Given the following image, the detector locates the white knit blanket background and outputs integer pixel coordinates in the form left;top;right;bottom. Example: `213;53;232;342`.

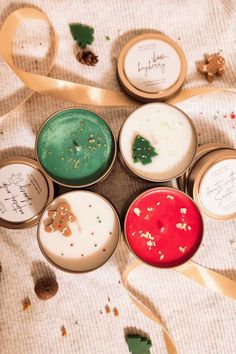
0;1;236;353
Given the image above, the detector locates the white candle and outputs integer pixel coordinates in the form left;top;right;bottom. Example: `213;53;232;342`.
37;191;120;272
119;103;197;181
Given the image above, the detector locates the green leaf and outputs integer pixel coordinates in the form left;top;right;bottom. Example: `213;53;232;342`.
69;23;94;49
126;334;152;354
132;135;158;165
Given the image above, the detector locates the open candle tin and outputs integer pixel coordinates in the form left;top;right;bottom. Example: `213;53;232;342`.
36;108;117;188
124;187;204;268
117;33;187;103
0;156;54;229
37;190;121;273
178;143;236;220
119;102;197;182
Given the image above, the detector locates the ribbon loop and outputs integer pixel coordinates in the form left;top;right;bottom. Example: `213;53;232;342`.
1;7;236;113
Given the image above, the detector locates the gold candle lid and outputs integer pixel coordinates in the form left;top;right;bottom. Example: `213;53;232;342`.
186;148;236;220
0;156;54;229
117;33;187;103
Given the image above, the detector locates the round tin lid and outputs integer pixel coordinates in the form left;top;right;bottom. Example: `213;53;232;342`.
117;33;187;102
0;157;54;229
192;149;236;220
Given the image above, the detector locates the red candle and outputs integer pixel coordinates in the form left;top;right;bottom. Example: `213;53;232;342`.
124;187;203;268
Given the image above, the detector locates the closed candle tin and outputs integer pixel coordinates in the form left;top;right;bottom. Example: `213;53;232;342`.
183;145;236;220
117;33;187;103
36;108;117;188
124;187;203;268
119;103;197;182
0;156;54;229
37;190;121;273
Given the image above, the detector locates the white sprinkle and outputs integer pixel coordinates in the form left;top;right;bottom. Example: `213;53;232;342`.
167;195;174;200
147;207;154;212
131;232;136;236
187;226;192;231
134;208;141;216
160;254;164;261
156;202;160;206
144;215;150;220
180;208;187;214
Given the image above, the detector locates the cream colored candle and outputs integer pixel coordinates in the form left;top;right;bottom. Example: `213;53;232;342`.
37;191;120;272
119;103;197;181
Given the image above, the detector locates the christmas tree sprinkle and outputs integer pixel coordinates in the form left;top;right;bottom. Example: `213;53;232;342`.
132;135;158;165
69;23;94;49
126;334;152;354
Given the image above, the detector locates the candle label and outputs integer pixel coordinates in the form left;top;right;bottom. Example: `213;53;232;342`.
0;163;48;222
132;135;158;165
45;202;76;236
199;159;236;216
124;39;181;93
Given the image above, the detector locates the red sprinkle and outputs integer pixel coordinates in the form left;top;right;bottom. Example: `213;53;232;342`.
230;112;236;119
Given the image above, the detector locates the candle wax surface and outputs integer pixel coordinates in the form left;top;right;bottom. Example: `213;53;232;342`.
38;191;120;272
119;103;196;181
125;188;203;268
37;109;115;186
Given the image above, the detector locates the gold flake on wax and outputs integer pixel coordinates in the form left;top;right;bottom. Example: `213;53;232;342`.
147;207;154;211
133;207;141;216
140;231;156;250
166;195;174;200
176;222;187;231
180;208;187;214
179;246;187;253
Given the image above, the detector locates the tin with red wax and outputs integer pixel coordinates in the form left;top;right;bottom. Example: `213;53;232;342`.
124;187;203;268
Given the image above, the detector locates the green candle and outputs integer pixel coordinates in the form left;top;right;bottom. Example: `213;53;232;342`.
36;108;116;187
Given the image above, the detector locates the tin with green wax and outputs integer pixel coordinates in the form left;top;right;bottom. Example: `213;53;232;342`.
36;108;117;188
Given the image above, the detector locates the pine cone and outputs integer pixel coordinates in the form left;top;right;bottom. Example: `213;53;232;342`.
76;50;99;66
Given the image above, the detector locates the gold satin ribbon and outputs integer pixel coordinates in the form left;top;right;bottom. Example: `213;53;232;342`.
123;260;236;354
176;260;236;300
1;7;236;354
122;260;178;354
1;7;236;112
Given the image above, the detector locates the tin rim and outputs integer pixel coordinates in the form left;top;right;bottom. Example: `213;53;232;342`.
123;186;204;269
118;102;198;183
35;107;117;188
0;156;54;229
192;149;236;220
117;33;187;103
177;143;232;193
37;190;121;273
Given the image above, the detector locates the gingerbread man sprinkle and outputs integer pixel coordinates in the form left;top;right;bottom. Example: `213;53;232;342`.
45;202;76;237
197;54;225;82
